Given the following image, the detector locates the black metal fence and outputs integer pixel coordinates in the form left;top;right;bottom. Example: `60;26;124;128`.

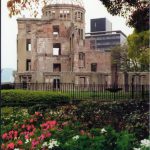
1;83;149;101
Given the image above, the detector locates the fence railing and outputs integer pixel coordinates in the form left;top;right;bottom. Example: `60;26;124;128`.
1;83;149;101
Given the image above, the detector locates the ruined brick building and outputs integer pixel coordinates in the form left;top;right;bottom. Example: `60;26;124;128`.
15;1;148;87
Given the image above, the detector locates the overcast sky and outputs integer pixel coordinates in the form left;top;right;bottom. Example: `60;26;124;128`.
1;0;134;70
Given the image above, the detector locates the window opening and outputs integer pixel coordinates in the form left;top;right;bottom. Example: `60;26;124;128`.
53;78;60;89
79;52;85;60
53;64;61;72
26;24;31;33
53;43;61;55
60;10;63;18
26;59;31;71
80;77;85;85
91;63;97;72
52;11;55;18
26;39;31;51
53;25;59;35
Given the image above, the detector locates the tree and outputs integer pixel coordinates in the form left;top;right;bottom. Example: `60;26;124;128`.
99;0;149;32
111;31;150;72
127;30;150;71
7;0;47;17
111;44;131;73
111;44;131;87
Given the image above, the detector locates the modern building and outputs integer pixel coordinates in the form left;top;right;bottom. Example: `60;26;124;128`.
91;18;112;32
86;18;127;52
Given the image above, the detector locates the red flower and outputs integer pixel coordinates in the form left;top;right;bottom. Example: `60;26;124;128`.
27;125;31;131
35;112;40;116
38;134;45;140
1;143;5;150
14;131;18;138
7;142;15;150
21;124;25;129
25;134;29;139
17;140;23;145
45;132;51;138
2;133;7;140
31;139;40;148
29;132;34;136
80;130;85;135
30;119;34;123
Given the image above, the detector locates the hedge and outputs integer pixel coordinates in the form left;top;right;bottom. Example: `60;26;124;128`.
1;90;71;107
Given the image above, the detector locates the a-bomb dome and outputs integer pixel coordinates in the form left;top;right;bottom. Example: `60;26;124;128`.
46;0;84;7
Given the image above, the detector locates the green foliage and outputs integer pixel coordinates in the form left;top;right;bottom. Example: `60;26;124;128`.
61;126;136;150
99;0;149;32
111;44;131;72
127;30;150;71
61;100;148;140
116;131;136;150
1;90;71;107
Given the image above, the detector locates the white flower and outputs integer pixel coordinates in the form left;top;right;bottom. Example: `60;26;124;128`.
140;139;150;148
42;142;48;147
101;128;107;133
25;138;31;144
133;148;141;150
72;135;80;140
48;139;59;149
14;148;20;150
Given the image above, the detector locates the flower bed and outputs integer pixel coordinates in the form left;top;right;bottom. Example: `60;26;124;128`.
1;111;150;150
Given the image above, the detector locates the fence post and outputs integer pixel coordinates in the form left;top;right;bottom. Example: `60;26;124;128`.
142;85;144;100
73;83;75;100
131;84;134;100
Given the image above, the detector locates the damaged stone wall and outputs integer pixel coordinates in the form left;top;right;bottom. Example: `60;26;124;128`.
15;4;148;86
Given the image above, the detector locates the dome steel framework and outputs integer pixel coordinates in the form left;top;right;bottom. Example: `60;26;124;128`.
46;0;84;6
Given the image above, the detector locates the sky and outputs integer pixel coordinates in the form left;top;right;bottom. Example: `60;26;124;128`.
1;0;134;70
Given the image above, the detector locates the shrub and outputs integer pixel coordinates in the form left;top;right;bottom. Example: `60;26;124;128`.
1;90;71;107
1;111;138;150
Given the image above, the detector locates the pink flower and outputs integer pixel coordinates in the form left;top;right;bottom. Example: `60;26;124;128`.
38;134;45;140
8;134;13;140
7;142;15;149
27;125;31;131
30;119;34;123
80;130;85;135
45;132;51;138
21;124;25;129
14;131;18;138
25;134;29;139
2;133;7;140
31;124;35;129
1;143;5;150
29;132;34;136
35;112;40;116
32;139;40;148
17;140;23;145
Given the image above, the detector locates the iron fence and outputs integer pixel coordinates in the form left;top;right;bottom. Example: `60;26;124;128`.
1;83;149;101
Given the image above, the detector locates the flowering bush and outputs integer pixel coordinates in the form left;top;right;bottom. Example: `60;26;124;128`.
1;110;140;150
133;139;150;150
1;111;59;150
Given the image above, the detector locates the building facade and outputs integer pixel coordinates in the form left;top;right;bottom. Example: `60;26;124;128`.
15;2;148;87
91;18;112;32
86;30;127;52
15;3;112;86
86;18;126;52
